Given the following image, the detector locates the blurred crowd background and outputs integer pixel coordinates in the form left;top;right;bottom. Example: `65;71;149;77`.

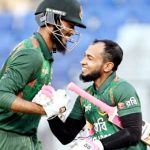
0;0;150;149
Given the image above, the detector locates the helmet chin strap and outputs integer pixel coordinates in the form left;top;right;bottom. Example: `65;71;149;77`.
44;12;81;52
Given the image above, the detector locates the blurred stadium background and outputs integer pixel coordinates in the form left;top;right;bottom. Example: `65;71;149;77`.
0;0;150;149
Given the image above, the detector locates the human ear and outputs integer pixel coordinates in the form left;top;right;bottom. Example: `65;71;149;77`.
103;62;114;72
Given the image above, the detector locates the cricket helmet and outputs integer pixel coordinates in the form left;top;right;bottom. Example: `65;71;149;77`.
35;0;86;28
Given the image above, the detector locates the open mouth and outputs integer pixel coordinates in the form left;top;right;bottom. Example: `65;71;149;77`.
82;67;88;72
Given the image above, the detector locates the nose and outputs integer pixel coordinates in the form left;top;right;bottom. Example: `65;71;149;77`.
69;29;76;36
80;58;85;65
65;29;76;39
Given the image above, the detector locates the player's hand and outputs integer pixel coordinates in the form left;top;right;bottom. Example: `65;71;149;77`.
72;138;104;150
32;85;54;106
44;88;70;119
32;85;70;118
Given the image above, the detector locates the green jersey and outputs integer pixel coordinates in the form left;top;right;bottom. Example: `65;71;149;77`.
69;72;146;150
0;32;53;136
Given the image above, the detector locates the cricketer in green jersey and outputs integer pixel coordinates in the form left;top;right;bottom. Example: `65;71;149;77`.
47;39;147;150
0;0;86;149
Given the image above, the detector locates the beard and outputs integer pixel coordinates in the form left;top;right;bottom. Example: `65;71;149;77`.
79;70;101;82
51;27;67;54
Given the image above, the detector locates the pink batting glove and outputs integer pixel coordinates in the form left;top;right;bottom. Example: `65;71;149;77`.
32;84;70;118
32;84;55;106
41;85;55;98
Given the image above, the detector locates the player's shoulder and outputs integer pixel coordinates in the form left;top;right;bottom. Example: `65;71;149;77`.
13;41;43;61
112;76;136;93
8;44;43;70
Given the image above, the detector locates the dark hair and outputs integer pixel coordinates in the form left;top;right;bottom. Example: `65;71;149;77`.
93;39;123;71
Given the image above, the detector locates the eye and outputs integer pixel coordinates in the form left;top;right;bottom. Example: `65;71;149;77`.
87;56;93;61
69;23;75;30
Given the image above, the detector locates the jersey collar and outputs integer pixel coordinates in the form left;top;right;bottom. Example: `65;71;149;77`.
34;32;53;61
93;72;116;94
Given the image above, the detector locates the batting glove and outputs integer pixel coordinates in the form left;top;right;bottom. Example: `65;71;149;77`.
32;85;54;106
32;85;70;119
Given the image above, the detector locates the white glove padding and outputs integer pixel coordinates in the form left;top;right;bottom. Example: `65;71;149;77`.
72;138;104;150
32;85;54;106
32;85;70;118
44;89;70;118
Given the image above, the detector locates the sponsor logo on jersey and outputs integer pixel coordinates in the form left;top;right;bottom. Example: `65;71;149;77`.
125;97;138;107
94;118;107;132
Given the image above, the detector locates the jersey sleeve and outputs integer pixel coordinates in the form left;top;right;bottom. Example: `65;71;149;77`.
113;81;141;117
68;96;85;120
0;49;43;109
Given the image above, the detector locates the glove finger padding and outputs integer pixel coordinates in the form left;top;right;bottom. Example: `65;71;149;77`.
32;85;70;119
53;89;70;108
46;89;70;119
32;91;52;106
41;85;55;97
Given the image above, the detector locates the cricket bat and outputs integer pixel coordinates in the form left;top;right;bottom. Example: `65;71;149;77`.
67;82;150;146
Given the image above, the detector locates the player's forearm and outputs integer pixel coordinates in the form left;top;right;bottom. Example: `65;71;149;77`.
101;113;142;149
101;128;137;149
11;96;46;115
48;116;86;144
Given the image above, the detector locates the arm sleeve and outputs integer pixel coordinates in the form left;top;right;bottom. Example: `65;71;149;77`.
48;116;86;145
100;81;143;149
48;97;86;144
0;49;42;109
101;113;142;149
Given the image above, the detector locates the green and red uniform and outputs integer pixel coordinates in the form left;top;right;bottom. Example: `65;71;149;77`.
48;72;146;149
0;32;53;150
